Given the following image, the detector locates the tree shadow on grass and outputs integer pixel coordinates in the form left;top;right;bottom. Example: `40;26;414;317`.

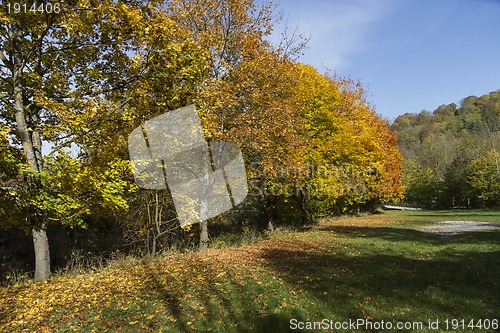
257;227;500;326
317;225;500;245
319;225;435;241
134;258;307;333
130;226;500;332
86;225;499;332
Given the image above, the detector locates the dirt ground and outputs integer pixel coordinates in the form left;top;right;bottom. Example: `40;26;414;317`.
422;221;500;235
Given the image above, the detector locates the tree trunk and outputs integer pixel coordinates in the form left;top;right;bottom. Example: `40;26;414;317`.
32;221;51;281
299;187;308;225
199;220;209;251
264;195;276;231
11;22;51;281
267;220;274;232
152;237;157;257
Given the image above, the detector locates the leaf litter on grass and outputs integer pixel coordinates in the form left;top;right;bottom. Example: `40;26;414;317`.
1;212;498;332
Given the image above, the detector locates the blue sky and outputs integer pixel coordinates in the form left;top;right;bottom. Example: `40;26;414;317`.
273;0;500;121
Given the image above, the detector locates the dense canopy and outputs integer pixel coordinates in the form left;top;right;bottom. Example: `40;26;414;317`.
0;0;403;281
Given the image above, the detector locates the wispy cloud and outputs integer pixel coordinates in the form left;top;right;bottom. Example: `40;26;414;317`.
276;0;397;71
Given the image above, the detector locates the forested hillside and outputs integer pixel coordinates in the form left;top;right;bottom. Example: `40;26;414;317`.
0;0;402;281
391;90;500;208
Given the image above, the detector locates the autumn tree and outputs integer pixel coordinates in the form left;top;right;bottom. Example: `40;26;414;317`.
200;57;403;226
0;0;207;279
212;52;310;230
467;151;500;207
1;0;69;280
291;65;403;214
166;0;285;242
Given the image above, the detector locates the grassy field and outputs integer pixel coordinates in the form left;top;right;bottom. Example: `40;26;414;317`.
1;210;499;332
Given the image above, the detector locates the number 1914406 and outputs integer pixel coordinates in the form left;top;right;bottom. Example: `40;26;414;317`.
6;2;61;14
444;319;498;330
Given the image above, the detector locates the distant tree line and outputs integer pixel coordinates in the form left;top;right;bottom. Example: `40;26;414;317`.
391;90;500;209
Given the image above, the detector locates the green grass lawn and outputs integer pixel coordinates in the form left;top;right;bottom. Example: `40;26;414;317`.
1;210;499;332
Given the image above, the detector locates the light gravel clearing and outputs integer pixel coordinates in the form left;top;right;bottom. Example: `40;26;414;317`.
422;221;500;235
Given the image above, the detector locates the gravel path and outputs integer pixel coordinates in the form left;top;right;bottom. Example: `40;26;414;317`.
422;221;500;235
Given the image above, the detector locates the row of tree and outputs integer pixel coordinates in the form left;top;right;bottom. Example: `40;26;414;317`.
0;0;403;281
391;90;500;208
